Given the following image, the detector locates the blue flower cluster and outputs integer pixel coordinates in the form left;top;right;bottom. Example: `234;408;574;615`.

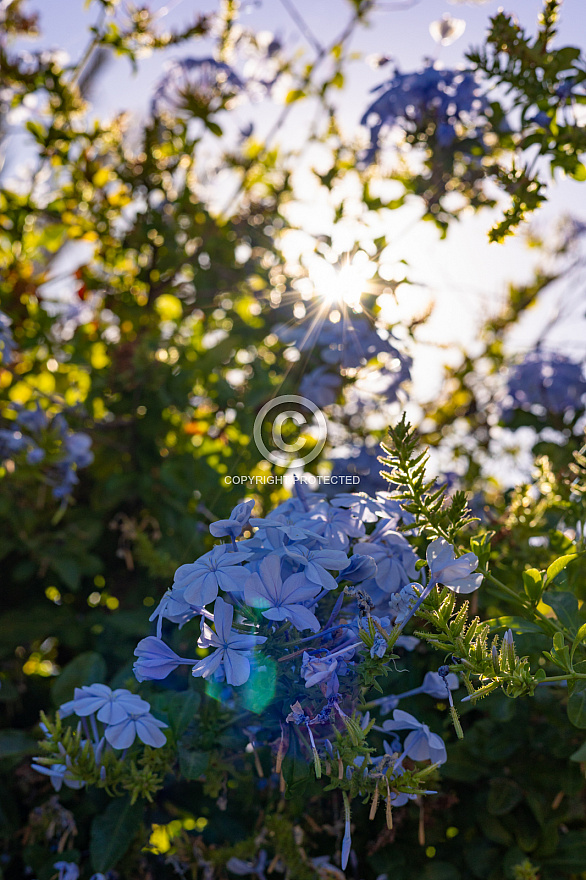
151;58;243;119
360;63;489;163
32;685;167;791
132;483;482;867
278;313;412;430
501;351;586;418
0;402;93;499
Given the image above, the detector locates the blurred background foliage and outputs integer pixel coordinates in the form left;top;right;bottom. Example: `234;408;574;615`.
1;0;586;878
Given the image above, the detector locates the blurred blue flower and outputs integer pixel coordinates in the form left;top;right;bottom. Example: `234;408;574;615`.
353;531;418;593
361;63;488;163
226;850;268;879
383;709;447;765
299;366;342;408
502;351;586;417
244;555;321;632
193;596;267;686
54;860;80;880
152;57;243;119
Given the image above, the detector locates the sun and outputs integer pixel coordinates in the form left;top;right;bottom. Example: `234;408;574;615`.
306;251;377;311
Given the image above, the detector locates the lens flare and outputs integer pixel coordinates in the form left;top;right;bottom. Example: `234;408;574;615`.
306;251;376;310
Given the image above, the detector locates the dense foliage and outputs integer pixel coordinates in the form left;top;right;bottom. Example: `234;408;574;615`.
1;1;586;879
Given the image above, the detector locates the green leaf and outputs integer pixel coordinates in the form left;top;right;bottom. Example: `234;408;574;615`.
282;730;310;798
178;746;208;780
0;730;38;760
522;568;543;603
164;691;201;740
52;651;107;706
571;623;586;664
570;740;586;762
545;554;577;585
485;616;544;635
487;777;523;816
541;592;582;634
567;680;586;729
49;556;82;591
90;795;143;872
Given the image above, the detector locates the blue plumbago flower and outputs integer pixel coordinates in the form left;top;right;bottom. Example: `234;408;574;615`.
175;544;253;606
63;432;93;468
330;492;380;523
389;583;421;625
361;63;488;163
15;401;48;434
297;501;365;551
336;553;377;585
330;445;389;496
0;428;28;457
353;531;418;594
226;850;268;879
26;444;45;464
281;544;349;590
133;636;198;682
244;555;321;632
421;670;459;699
53;861;80;880
383;709;447;765
151;58;243;119
277;314;399;370
370;670;460;713
59;684;150;725
299;366;342;408
104;700;167;749
149;588;206;637
502;351;586;417
30;762;86;792
370;635;387;659
104;708;168;750
249;512;327;549
300;652;343;696
210;499;255;540
426;538;483;593
193;596;267;686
